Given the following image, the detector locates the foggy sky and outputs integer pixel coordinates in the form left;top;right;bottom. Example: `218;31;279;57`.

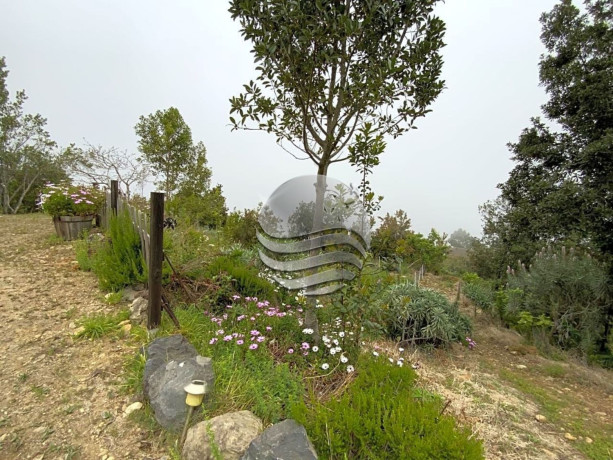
0;0;560;236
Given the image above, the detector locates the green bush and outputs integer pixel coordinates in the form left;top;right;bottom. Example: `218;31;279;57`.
293;353;483;459
507;248;611;357
377;282;471;346
462;282;494;313
223;208;259;246
205;255;281;306
75;211;147;291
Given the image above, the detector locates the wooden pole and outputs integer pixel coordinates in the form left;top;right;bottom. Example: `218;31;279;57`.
110;180;119;216
148;192;164;329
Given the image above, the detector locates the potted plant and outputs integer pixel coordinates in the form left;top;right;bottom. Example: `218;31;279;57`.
39;183;104;240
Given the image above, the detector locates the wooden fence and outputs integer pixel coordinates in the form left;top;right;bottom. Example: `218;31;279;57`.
102;180;165;330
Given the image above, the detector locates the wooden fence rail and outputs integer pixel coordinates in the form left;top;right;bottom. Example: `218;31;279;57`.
102;181;164;329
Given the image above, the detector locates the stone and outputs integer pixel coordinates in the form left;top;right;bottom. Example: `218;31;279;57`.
143;334;197;395
535;414;547;423
564;433;577;441
124;402;143;416
147;355;214;430
129;297;148;324
73;326;85;337
121;324;132;336
183;411;262;460
241;419;318;460
516;364;527;369
585;437;593;444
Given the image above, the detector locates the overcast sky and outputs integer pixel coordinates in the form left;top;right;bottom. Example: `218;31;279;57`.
0;0;560;236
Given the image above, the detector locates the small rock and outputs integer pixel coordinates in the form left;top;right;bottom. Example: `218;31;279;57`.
68;322;76;329
595;411;606;416
564;433;577;441
183;411;262;460
124;402;143;416
33;426;46;434
585;437;593;444
121;324;132;336
535;414;547;423
73;326;85;337
118;320;130;326
129;297;148;325
241;419;318;460
516;364;527;369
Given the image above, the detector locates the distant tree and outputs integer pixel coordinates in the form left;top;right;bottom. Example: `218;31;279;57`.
370;210;412;259
169;142;227;228
135;107;193;198
482;0;612;349
448;228;475;249
0;57;66;214
65;142;150;199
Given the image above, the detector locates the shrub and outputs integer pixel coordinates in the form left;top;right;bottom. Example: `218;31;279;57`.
223;208;259;246
507;247;611;357
76;211;147;291
205;255;282;306
293;353;483;459
462;282;494;313
377;282;471;346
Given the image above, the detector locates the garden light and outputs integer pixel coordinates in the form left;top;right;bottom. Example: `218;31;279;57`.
184;379;207;406
180;379;208;449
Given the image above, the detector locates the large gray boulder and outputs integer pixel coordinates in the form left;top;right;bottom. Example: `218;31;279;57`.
183;410;263;460
143;334;198;396
241;419;318;460
146;356;214;431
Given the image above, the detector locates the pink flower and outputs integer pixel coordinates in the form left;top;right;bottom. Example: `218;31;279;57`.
236;340;244;345
266;326;272;331
232;294;241;300
249;344;258;350
288;348;294;354
256;336;265;343
301;342;310;350
209;338;218;345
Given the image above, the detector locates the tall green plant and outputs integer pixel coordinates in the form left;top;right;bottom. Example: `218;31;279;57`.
90;211;147;291
508;247;611;356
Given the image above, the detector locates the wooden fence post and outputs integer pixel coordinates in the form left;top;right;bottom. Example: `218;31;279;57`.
110;180;119;216
148;192;164;329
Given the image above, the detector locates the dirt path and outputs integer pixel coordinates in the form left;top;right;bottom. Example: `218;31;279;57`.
0;214;166;460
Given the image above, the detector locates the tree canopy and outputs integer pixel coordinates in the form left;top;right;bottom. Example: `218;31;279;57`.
481;0;612;271
229;0;446;176
0;57;66;214
135;107;194;198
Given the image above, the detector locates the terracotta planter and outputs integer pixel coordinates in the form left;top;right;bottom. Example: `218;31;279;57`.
53;215;95;241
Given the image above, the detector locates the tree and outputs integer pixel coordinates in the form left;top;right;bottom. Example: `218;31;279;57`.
0;57;65;214
448;228;475;249
169;142;228;228
230;0;445;340
135;107;193;198
229;0;445;176
482;0;612;349
65;143;150;199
